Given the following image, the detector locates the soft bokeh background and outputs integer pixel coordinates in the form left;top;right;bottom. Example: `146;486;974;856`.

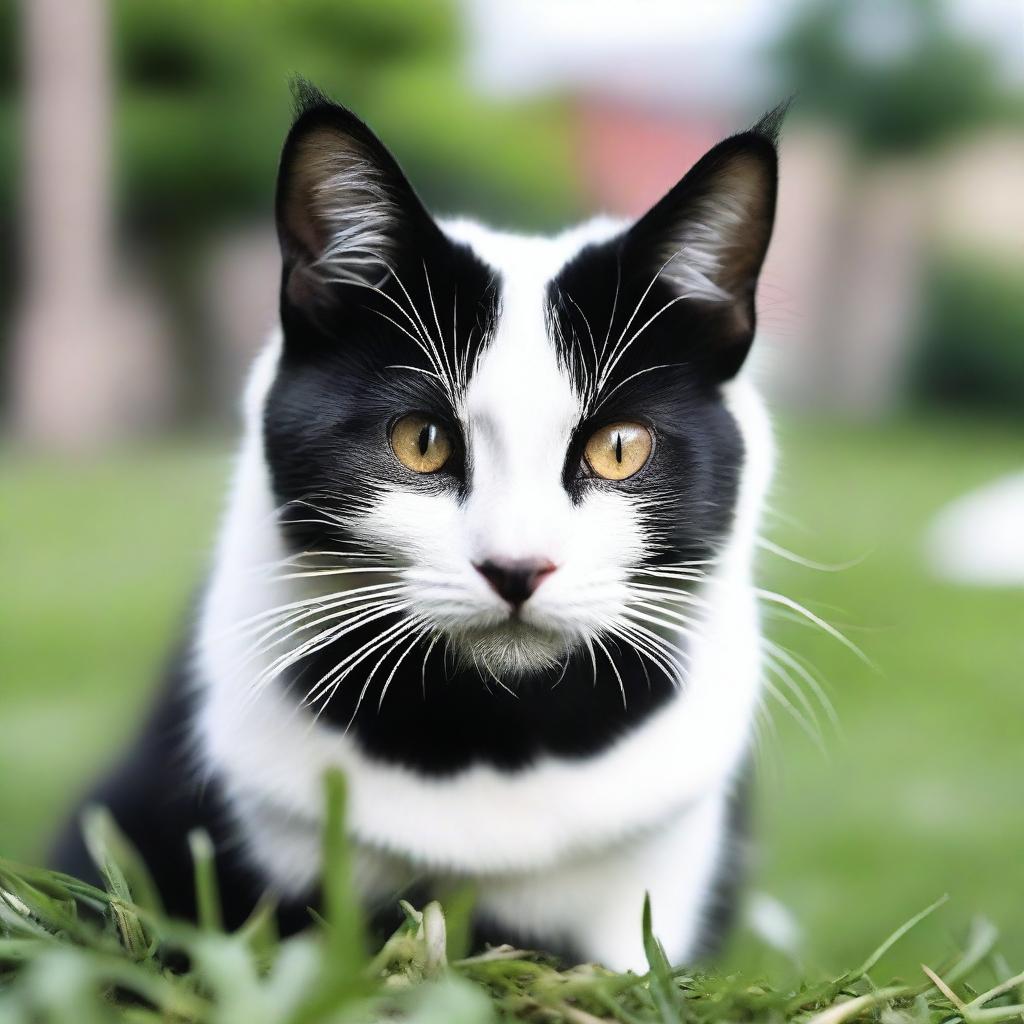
2;0;1022;980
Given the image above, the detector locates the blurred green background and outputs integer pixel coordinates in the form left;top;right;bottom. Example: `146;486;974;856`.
2;0;1022;981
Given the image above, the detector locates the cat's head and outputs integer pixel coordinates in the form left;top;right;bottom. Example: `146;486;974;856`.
264;83;782;678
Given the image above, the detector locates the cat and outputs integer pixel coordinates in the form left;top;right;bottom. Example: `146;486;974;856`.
52;83;784;972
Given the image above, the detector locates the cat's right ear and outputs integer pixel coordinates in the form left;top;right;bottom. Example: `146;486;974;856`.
275;82;440;315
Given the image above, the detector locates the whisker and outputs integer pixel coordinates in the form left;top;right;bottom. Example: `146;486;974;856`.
761;674;827;755
420;630;444;698
228;581;407;636
762;638;841;732
307;612;417;712
335;617;425;727
757;536;867;572
754;588;871;666
623;604;701;640
628;581;710;608
377;623;433;711
591;634;627;708
762;649;825;740
581;635;599;689
600;256;621;363
598;292;689;393
602;247;685;376
549;653;571;689
422;260;458;400
478;657;517;699
255;601;408;698
608;620;685;688
592;362;678;413
618;617;693;675
276;566;402;581
244;587;409;657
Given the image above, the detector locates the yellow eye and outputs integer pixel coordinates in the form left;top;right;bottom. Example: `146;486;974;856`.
390;414;453;474
584;422;653;480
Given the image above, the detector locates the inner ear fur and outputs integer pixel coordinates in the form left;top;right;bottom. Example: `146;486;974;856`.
280;126;395;268
275;88;440;306
622;105;785;379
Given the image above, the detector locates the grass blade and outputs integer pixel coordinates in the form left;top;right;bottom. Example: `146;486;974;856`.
189;829;223;933
844;894;949;983
288;769;370;1024
642;892;684;1022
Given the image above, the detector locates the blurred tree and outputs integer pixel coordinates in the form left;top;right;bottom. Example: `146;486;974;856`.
773;0;1009;156
912;257;1024;416
0;0;18;410
2;0;582;434
113;0;578;424
113;0;577;231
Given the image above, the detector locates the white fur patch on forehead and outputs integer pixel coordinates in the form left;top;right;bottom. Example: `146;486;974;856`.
440;214;626;418
436;218;636;569
443;218;619;427
441;215;625;283
461;238;579;515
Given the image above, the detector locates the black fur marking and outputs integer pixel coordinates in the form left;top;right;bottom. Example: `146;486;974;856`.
548;243;747;557
265;243;498;527
287;631;680;774
691;764;753;960
270;89;500;523
550;111;781;394
282;222;751;772
52;645;750;957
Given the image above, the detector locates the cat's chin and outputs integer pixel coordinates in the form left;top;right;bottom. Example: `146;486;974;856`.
448;619;573;677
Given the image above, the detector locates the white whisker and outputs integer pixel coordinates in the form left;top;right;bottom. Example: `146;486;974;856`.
591;634;627;708
378;623;433;711
754;588;871;666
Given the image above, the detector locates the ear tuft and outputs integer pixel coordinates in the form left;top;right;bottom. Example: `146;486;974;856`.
289;75;332;120
748;97;794;147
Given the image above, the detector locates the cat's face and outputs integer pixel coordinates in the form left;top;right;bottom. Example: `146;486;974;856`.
265;86;780;679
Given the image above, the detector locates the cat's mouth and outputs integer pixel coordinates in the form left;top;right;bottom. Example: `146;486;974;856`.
449;618;570;674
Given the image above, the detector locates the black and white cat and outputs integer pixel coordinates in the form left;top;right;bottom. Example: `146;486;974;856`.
54;86;784;971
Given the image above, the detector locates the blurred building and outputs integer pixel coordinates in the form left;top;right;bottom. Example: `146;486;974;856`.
6;0;1023;449
462;0;1024;415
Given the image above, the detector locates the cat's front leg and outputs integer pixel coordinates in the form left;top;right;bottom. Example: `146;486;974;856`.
473;786;738;972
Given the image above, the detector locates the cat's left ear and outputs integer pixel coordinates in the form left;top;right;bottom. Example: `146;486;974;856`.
622;103;787;380
275;80;443;316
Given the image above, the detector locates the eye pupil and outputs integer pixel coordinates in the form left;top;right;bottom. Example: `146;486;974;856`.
391;414;453;474
583;421;652;481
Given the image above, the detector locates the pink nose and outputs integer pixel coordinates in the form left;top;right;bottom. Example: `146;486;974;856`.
474;558;557;608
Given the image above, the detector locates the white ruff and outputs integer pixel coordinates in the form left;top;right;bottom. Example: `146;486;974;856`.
194;218;775;971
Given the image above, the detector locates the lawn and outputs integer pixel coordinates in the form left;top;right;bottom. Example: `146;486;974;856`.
2;415;1022;983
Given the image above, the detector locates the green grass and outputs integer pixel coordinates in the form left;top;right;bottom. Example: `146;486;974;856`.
0;445;227;863
3;772;1024;1023
2;415;1023;1000
748;417;1024;976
